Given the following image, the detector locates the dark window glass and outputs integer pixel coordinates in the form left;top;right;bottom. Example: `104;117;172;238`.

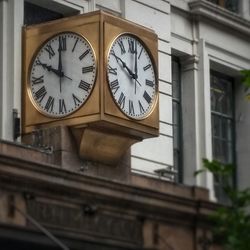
24;2;64;25
155;59;182;182
225;0;239;12
210;70;235;204
172;58;182;183
206;0;239;13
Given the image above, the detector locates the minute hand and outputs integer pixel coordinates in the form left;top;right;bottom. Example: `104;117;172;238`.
134;41;138;79
111;53;135;79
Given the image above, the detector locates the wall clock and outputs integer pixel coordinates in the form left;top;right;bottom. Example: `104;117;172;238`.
29;32;96;118
107;34;157;120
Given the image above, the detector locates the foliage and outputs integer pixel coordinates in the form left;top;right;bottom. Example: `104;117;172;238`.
195;159;250;250
241;70;250;100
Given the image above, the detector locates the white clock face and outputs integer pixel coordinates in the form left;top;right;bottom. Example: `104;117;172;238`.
107;34;157;120
29;32;96;118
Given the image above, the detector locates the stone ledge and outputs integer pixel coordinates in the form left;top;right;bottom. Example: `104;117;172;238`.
0;138;215;222
189;0;250;36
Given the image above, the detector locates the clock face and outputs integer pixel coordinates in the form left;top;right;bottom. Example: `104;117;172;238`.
107;34;157;120
29;32;96;118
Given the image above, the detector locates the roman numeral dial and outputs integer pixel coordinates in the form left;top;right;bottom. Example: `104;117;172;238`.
107;34;157;120
29;32;96;118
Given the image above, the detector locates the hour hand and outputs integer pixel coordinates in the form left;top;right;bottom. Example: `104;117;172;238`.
36;60;63;77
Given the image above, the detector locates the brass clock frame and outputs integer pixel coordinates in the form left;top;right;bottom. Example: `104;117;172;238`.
27;31;97;118
22;11;159;165
106;32;158;121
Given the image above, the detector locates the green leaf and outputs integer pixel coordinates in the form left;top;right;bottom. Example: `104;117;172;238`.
195;158;250;250
194;169;205;176
241;69;250;88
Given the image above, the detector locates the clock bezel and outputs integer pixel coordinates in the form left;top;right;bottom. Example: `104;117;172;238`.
28;31;97;119
106;32;158;121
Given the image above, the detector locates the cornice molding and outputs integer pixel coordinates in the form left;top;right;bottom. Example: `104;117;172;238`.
189;0;250;37
0;139;217;223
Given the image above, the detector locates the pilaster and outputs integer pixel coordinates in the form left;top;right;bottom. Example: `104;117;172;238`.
0;0;23;141
180;55;199;186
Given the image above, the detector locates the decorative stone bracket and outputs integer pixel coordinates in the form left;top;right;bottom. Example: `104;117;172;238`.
71;127;139;166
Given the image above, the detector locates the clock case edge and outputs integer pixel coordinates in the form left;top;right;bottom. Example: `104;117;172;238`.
22;10;159;140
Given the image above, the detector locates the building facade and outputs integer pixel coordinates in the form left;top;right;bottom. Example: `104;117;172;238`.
0;0;249;249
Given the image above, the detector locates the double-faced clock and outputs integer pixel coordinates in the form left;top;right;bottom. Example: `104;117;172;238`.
29;32;96;118
107;34;157;120
22;11;159;165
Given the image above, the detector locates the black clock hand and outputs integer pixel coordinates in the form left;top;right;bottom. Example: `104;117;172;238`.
37;59;72;81
134;41;138;94
134;78;141;96
62;74;72;81
134;78;142;94
58;37;63;93
111;52;136;79
134;41;138;79
37;60;63;77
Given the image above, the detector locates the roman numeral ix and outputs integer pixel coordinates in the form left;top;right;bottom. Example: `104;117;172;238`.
32;75;44;85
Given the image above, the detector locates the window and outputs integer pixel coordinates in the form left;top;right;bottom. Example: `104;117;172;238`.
172;58;182;183
206;0;239;13
24;2;64;25
210;70;235;203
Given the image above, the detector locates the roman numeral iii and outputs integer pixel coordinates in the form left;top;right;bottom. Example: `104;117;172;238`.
82;65;94;74
79;80;91;92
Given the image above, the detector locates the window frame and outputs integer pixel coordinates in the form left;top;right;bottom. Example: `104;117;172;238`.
172;56;183;183
210;69;237;202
